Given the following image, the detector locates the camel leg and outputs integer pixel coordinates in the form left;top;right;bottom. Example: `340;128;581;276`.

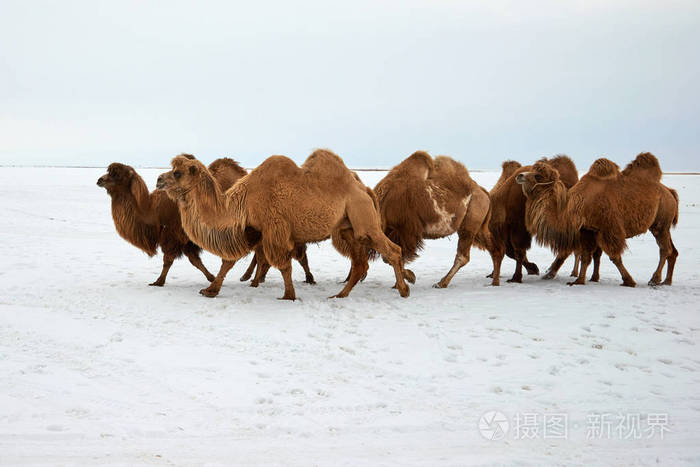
648;229;675;286
185;250;216;282
150;253;175;287
543;252;570;280
662;238;678;285
278;262;296;300
367;232;409;297
589;248;602;282
435;232;474;288
570;255;580;277
331;230;369;298
507;254;524;283
200;260;236;297
609;255;636;287
490;246;504;286
294;245;316;285
239;254;258;282
568;230;596;286
251;261;271;288
523;255;539;276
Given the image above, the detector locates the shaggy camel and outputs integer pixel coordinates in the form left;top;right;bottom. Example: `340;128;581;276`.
97;161;238;286
488;155;583;285
156;150;409;300
373;151;493;288
516;152;678;287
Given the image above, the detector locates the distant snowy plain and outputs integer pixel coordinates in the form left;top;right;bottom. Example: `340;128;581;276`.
0;167;699;466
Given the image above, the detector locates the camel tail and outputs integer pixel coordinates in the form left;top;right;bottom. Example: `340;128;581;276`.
670;188;679;227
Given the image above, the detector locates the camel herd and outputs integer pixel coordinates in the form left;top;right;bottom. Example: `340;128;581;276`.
97;150;679;300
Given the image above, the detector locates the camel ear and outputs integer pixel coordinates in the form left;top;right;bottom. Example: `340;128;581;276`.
189;165;198;176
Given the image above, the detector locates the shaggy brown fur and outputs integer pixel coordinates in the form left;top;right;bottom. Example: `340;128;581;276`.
488;155;582;285
97;162;220;286
517;152;678;287
373;151;493;288
157;150;409;300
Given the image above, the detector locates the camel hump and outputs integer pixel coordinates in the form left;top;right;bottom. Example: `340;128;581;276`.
434;155;469;177
501;160;522;173
588;158;620;179
390;151;434;180
542;155;578;187
622;152;662;181
208;158;247;177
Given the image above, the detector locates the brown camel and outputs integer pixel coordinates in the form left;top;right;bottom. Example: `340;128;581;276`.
97;160;239;286
372;151;493;288
488;155;583;285
516;152;678;287
156;150;409;300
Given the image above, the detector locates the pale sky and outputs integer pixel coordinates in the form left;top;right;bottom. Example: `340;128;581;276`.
1;0;699;170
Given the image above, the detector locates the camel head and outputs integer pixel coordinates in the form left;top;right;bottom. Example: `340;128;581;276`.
97;163;138;194
515;161;560;197
156;154;209;200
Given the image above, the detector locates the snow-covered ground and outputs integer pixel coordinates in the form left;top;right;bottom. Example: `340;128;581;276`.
0;166;698;466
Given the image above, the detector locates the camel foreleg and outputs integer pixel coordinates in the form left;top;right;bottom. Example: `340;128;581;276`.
200;260;236;297
185;250;216;282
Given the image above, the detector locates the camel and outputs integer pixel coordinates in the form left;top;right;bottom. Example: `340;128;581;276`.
97;160;239;286
372;151;493;288
487;155;584;285
156;150;409;300
516;152;678;287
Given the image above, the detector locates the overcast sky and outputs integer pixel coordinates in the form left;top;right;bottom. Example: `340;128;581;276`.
1;0;699;170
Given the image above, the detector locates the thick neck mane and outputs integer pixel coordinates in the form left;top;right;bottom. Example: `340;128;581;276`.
177;169;251;261
108;174;159;256
525;180;579;252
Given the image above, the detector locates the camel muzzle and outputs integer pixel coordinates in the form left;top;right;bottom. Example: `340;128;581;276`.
515;173;527;184
156;175;167;189
96;176;106;187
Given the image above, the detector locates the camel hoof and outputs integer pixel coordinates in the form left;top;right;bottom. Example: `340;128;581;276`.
491;280;500;286
199;287;219;297
567;280;585;286
486;272;493;278
305;275;317;285
396;285;410;298
661;280;672;286
621;281;636;288
329;293;348;299
249;281;260;288
525;265;539;275
149;281;165;287
542;271;556;280
239;275;251;282
404;269;416;284
506;278;522;284
590;275;600;282
433;282;447;289
278;295;296;301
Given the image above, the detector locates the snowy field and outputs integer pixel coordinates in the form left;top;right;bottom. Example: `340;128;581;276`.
0;166;699;466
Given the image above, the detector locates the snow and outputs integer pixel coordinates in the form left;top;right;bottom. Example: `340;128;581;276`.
1;166;699;466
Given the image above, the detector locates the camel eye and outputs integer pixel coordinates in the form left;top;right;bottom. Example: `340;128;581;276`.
173;170;182;180
535;174;543;182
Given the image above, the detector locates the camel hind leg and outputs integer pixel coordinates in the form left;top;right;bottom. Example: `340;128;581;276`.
345;197;409;297
570;255;580;277
662;238;678;285
568;230;597;286
649;228;676;286
239;255;258;282
294;244;316;285
542;251;570;280
435;231;474;288
150;253;175;287
331;229;370;298
184;249;216;282
589;248;602;282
